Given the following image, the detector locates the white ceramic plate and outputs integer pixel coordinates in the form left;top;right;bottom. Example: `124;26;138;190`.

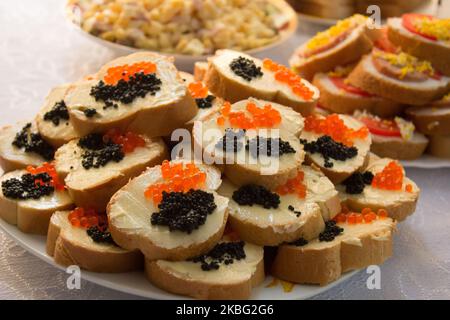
401;156;450;169
0;218;357;300
66;0;298;72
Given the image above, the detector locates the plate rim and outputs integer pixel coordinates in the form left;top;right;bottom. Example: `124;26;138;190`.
0;217;358;300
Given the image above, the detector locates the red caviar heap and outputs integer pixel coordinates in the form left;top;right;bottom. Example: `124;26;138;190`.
275;171;306;199
144;160;207;204
371;161;404;191
26;162;65;191
68;207;108;230
188;81;208;99
104;61;157;85
216;101;282;129
262;58;314;100
333;206;388;224
304;114;368;146
104;129;146;153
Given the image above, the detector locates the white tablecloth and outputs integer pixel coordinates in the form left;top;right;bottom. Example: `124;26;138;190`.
0;0;449;300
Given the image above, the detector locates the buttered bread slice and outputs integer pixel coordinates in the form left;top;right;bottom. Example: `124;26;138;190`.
193;98;305;189
271;208;396;285
0;122;55;172
54;130;167;211
337;157;419;221
47;209;143;272
65;52;197;137
217;166;341;246
36;84;82;147
204;50;319;116
0;164;73;234
300;114;371;184
107;160;229;261
145;237;264;299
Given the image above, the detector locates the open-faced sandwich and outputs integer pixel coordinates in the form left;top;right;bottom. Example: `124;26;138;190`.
271;205;396;285
47;207;143;272
145;234;264;300
387;14;450;76
299;114;371;183
204;50;319;116
347;48;450;105
0;122;55;172
406;93;450;158
337;156;419;221
65;52;197;138
36;84;82;147
0;163;73;234
193;98;304;189
54;129;167;211
217;165;340;246
290;14;375;81
107;160;229;261
354;111;428;160
313;64;402;117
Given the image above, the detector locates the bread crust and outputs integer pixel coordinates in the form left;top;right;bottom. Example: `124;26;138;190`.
145;254;265;300
290;28;373;81
387;21;450;76
405;105;450;136
347;55;449;105
427;134;450;159
370;135;428;160
313;73;403;117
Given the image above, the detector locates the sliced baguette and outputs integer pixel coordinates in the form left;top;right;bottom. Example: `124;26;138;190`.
271;215;396;285
387;17;450;76
193;98;305;189
54;134;167;211
35;84;81;147
66;52;197;138
216;165;341;246
47;210;143;272
313;72;402;117
370;132;428;160
145;238;264;299
300;114;372;184
194;61;208;82
107;160;229;261
290;16;373;81
405;98;450;136
347;52;450;105
0;122;54;173
0;170;73;234
204;50;319;116
427;134;450;159
338;157;419;222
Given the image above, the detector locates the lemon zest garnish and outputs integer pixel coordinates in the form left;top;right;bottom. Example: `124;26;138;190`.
306;14;367;51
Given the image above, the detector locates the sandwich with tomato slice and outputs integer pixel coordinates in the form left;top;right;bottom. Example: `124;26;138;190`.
387;14;450;77
313;64;402;117
354;110;428;160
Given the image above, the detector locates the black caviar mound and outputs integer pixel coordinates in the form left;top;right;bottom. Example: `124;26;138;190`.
151;189;217;234
78;133;124;169
90;72;162;110
83;108;98;118
246;136;296;158
43;100;69;126
289;237;308;246
342;171;374;194
300;135;358;168
215;128;246;153
229;56;263;81
232;184;280;209
319;220;344;242
190;241;246;271
87;225;115;244
12;123;54;160
1;172;54;200
195;95;215;109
